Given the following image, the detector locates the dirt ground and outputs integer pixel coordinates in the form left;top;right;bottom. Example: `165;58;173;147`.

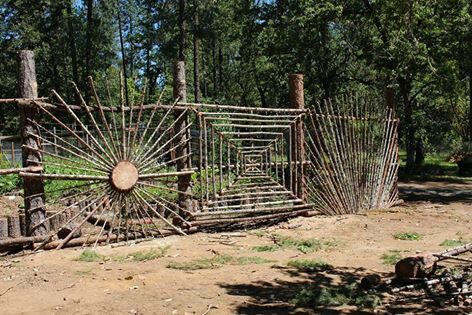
0;180;471;315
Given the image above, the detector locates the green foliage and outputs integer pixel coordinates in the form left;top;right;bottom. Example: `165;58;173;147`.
398;151;472;181
253;234;338;254
167;254;273;271
0;156;21;194
287;259;332;272
393;232;422;241
0;0;470;167
380;250;403;265
292;281;381;310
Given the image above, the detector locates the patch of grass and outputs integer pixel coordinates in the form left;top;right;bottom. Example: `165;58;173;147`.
440;238;468;247
287;259;332;272
393;232;422;241
76;250;106;262
77;247;169;263
127;247;169;261
252;244;280;252
233;256;273;265
112;246;170;262
292;281;381;310
250;230;267;238
253;234;338;253
167;254;273;271
380;250;403;265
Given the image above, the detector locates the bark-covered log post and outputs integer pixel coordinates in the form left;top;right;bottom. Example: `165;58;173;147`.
18;50;48;236
289;73;306;201
173;61;194;214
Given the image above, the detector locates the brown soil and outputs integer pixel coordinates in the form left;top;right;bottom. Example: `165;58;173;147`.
0;181;471;315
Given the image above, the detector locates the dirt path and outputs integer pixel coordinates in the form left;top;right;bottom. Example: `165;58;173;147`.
0;181;471;314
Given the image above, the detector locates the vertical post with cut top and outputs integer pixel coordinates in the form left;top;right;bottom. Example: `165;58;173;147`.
18;50;47;236
173;61;194;214
289;73;306;201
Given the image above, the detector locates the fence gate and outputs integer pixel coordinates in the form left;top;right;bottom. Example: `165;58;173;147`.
0;53;399;251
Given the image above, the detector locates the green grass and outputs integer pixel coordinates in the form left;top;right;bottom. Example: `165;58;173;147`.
393;232;422;241
167;254;273;271
287;259;332;272
252;234;339;254
76;250;106;262
380;250;403;265
398;151;472;182
113;247;170;262
292;281;381;310
440;239;468;247
76;247;169;263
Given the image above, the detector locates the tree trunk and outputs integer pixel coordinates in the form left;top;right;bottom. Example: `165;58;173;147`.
84;0;93;78
117;9;129;107
415;139;425;165
469;74;472;141
18;51;47;237
66;1;79;104
218;46;223;93
212;40;217;97
202;48;207;98
84;0;93;102
178;0;187;61
400;78;415;170
193;0;200;103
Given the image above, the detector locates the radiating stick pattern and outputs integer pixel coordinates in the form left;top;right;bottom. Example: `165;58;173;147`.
20;77;192;249
304;95;399;215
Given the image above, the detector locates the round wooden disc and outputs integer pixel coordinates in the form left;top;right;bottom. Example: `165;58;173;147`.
110;161;139;192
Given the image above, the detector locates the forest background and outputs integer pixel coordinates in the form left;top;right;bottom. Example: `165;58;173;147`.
0;0;470;170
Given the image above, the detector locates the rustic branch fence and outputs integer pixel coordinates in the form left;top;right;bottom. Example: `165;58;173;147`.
0;50;400;252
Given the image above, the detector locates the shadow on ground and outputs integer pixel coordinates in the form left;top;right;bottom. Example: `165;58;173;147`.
399;184;472;204
219;266;468;314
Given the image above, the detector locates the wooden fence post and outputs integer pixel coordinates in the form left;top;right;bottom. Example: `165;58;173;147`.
18;50;47;236
173;61;194;214
289;73;306;201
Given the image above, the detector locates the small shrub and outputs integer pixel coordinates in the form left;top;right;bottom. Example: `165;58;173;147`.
380;251;403;265
287;259;332;272
76;250;105;262
292;281;381;310
394;232;422;241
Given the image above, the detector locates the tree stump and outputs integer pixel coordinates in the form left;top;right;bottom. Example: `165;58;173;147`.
0;217;8;239
7;216;21;238
395;253;438;280
19;213;26;236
